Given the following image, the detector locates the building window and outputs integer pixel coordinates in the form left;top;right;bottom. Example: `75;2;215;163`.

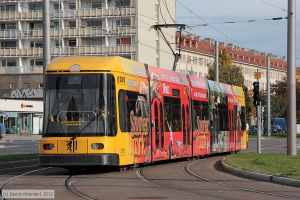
116;37;131;45
0;5;16;12
28;3;42;11
30;41;43;48
29;22;43;30
83;38;103;46
30;59;43;67
69;39;76;47
116;19;131;27
1;41;17;48
116;0;130;7
2;60;17;67
0;23;16;30
68;21;76;28
53;22;61;30
199;58;204;66
86;20;102;27
193;57;197;65
91;2;102;8
53;3;61;10
204;59;208;66
68;3;76;10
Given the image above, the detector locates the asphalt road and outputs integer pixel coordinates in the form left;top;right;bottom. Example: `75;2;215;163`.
246;136;300;153
0;139;39;155
0;136;300;200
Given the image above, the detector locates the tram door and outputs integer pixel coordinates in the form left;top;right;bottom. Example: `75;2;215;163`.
151;99;164;161
233;105;238;151
182;98;191;157
229;108;234;151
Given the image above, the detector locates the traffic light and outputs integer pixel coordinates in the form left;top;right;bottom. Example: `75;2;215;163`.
253;81;260;106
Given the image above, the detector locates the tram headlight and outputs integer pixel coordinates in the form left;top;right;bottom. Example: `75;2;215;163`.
91;143;104;150
43;143;55;150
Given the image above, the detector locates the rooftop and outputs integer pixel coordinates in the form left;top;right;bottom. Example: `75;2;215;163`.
176;33;287;71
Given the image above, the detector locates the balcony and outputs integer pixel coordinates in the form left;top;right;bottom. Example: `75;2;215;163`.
0;45;136;57
0;27;136;39
52;26;136;38
0;48;43;57
51;45;136;56
0;7;135;21
77;7;135;18
0;66;43;74
0;0;43;2
0;29;21;39
0;11;43;21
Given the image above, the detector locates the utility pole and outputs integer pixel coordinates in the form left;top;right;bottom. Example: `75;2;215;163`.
43;0;50;70
287;0;297;156
257;102;262;154
267;56;271;137
214;41;219;82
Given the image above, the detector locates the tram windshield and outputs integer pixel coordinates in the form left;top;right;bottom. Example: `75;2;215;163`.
44;74;116;137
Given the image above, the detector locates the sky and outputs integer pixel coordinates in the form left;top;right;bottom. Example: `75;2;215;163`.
176;0;300;66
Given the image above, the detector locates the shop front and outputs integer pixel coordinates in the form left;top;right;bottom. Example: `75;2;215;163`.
0;99;43;135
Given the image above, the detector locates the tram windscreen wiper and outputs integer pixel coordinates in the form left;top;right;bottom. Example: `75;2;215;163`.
67;111;96;140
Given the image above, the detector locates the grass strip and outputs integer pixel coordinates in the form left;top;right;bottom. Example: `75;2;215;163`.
225;153;300;180
0;153;39;162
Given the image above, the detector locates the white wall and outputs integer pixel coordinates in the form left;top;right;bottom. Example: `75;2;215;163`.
136;0;175;69
0;99;43;112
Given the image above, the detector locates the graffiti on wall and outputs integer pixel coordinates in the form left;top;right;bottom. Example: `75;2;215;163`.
10;89;43;99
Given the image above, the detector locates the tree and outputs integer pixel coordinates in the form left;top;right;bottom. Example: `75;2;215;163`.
207;49;244;86
207;49;251;121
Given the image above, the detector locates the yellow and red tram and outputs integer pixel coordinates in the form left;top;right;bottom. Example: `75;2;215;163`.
40;56;247;167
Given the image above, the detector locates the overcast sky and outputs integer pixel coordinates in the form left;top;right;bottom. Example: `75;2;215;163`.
176;0;300;66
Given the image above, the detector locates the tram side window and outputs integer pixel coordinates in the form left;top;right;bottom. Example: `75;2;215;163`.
218;103;229;131
192;100;209;132
164;97;181;132
119;90;148;132
241;106;246;131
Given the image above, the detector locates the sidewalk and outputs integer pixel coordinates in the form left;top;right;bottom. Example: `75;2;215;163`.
0;134;42;142
222;157;300;187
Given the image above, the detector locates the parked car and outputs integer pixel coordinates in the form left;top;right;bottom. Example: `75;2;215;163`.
271;124;284;134
271;118;287;132
248;126;257;135
263;124;285;134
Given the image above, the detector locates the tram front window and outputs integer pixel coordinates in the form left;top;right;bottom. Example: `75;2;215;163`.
44;74;116;137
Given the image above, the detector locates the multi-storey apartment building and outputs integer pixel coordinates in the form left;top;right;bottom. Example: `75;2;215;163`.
176;34;287;90
0;0;176;134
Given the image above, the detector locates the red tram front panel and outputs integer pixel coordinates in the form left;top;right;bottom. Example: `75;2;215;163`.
148;67;191;161
189;76;210;156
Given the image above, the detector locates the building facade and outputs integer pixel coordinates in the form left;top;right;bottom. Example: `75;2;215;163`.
0;0;176;134
177;34;287;90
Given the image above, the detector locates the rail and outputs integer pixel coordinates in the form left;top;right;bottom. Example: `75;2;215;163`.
0;45;136;57
0;26;135;39
0;7;135;21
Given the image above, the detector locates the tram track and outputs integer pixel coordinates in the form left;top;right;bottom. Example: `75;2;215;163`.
185;158;300;200
0;167;52;200
65;175;98;200
136;163;225;200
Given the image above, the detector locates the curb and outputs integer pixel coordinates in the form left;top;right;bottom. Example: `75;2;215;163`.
221;157;300;187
